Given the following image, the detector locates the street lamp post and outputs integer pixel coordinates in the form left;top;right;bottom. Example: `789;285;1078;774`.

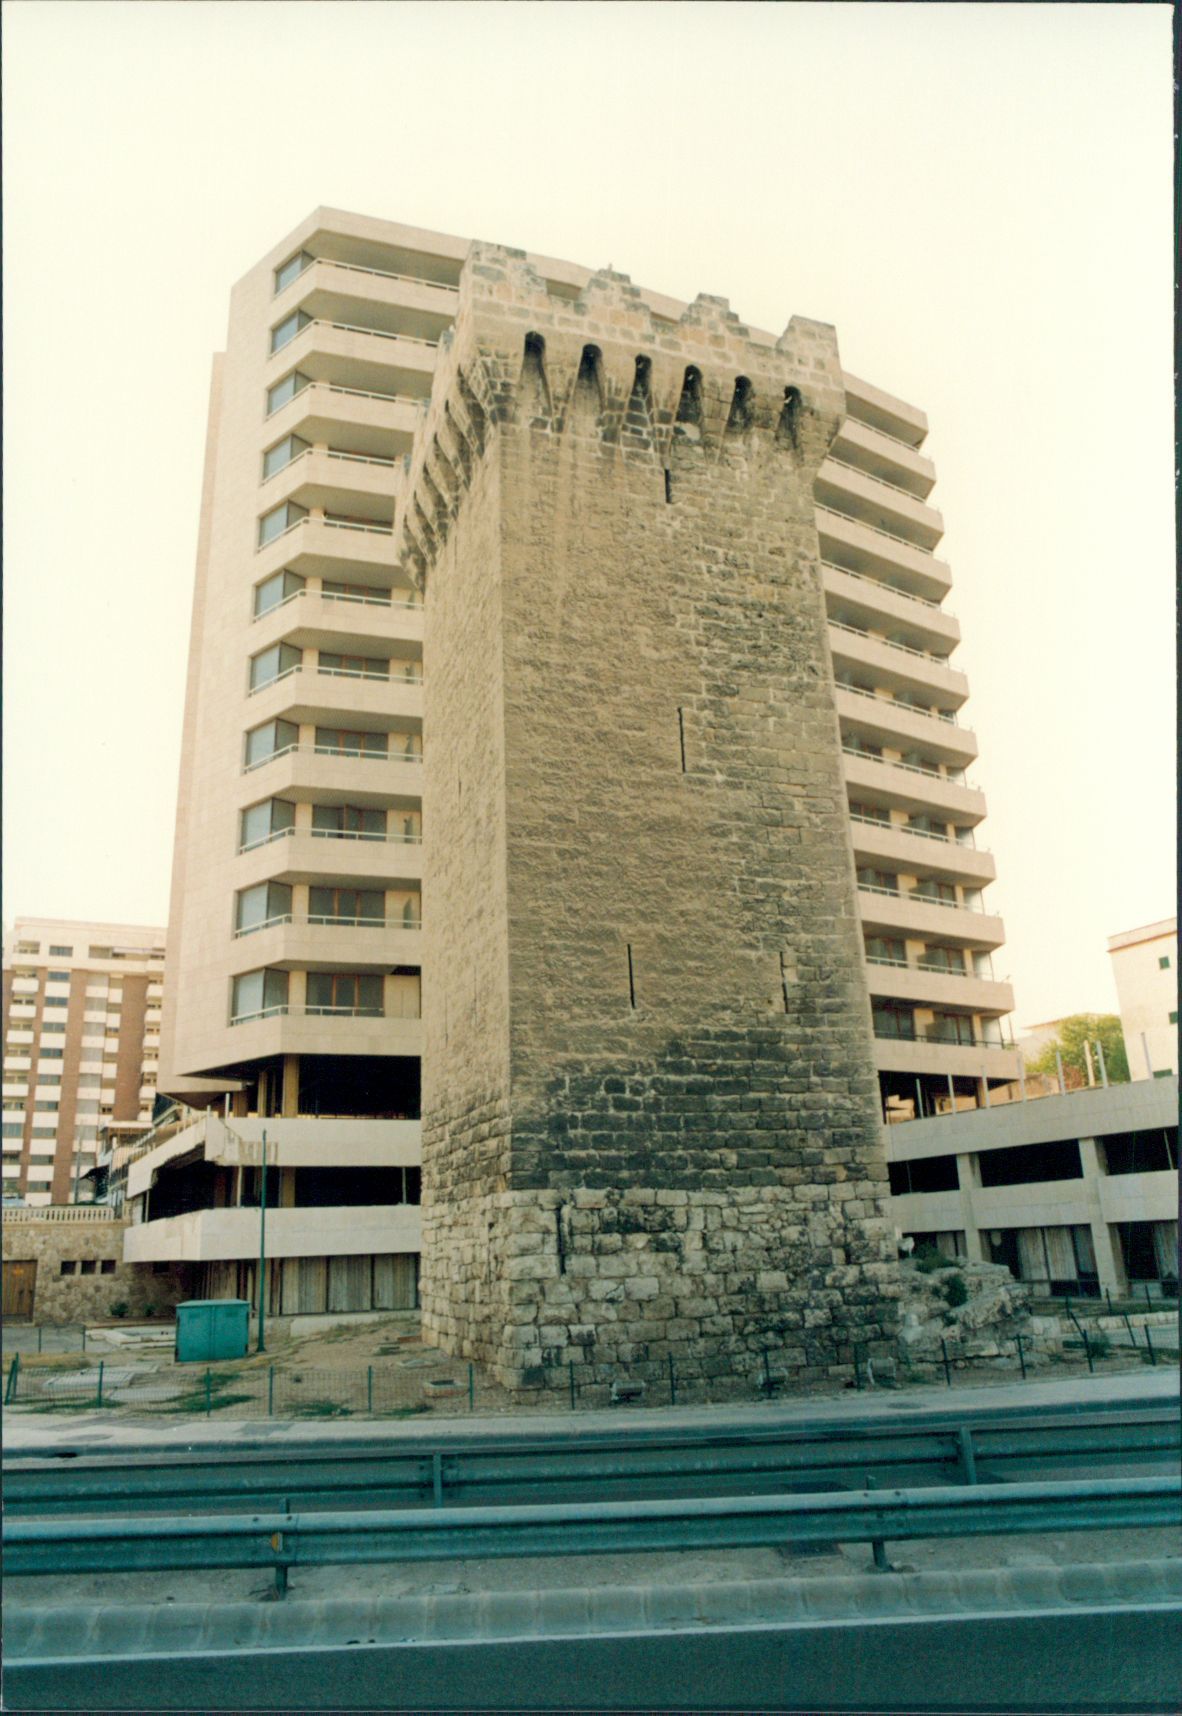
257;1129;268;1354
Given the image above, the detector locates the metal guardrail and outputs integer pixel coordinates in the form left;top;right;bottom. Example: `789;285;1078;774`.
6;1407;1177;1519
5;1477;1176;1580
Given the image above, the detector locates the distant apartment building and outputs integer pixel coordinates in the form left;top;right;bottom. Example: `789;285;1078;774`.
1;920;166;1206
139;208;1018;1319
887;1073;1178;1299
1108;918;1178;1081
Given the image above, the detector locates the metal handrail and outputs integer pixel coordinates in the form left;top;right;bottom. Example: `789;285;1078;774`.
230;1003;411;1026
242;742;423;774
836;682;958;726
312;256;459;293
321;589;420;608
5;1478;1175;1577
820;560;944;613
816;503;940;559
828;617;952;669
309;828;422;843
842;746;977;789
317;665;394;681
265;380;421;420
287;316;440;351
247;664;301;696
843;412;928;454
824;455;936;505
251;589;306;622
238;827;296;853
322;516;394;536
326;449;397;469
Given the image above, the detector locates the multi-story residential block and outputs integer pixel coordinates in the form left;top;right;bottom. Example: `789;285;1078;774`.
145;208;1018;1322
1108;918;1178;1081
1;919;166;1206
887;1074;1178;1300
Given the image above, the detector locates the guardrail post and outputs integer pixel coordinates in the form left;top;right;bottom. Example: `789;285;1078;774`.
81;1326;87;1354
1144;1324;1157;1366
940;1338;952;1387
1082;1329;1094;1374
668;1353;676;1406
272;1497;290;1596
96;1360;104;1408
958;1426;977;1485
1015;1332;1026;1380
568;1360;576;1411
865;1474;892;1572
204;1370;212;1415
368;1366;374;1416
268;1366;275;1417
5;1352;21;1404
432;1451;443;1508
37;1325;43;1355
468;1363;474;1413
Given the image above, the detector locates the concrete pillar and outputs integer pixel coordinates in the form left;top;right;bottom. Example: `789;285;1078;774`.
282;1054;299;1118
1078;1136;1124;1293
956;1153;984;1261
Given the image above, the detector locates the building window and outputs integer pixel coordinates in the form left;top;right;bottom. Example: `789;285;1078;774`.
305;972;383;1017
313;727;388;759
48;947;73;957
258;501;308;549
230;968;289;1024
253;569;305;618
318;651;390;681
275;250;313;294
79;1260;97;1276
239;798;296;852
266;370;311;416
235;881;293;936
244;719;299;770
60;1260;77;1276
270;309;312;354
888;1155;960;1195
42;996;69;1008
262;434;310;480
311;804;386;841
1169;1011;1178;1025
872;1001;916;1041
308;887;384;927
1159;955;1171;970
100;1259;117;1275
152;1261;170;1275
249;642;302;692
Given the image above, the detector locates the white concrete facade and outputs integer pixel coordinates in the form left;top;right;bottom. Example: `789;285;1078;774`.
1108;918;1178;1081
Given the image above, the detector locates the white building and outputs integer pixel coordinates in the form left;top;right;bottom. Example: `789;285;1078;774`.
1108;918;1178;1081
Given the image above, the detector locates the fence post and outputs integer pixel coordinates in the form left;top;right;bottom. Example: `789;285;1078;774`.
1081;1329;1094;1374
268;1365;275;1417
1015;1332;1026;1380
1143;1282;1152;1310
273;1497;290;1597
1105;1288;1113;1315
37;1325;43;1355
568;1360;576;1411
5;1352;21;1404
940;1338;952;1387
958;1426;977;1485
1122;1310;1136;1347
866;1473;891;1572
468;1363;474;1413
668;1352;676;1406
96;1360;104;1408
1144;1324;1157;1366
204;1369;212;1415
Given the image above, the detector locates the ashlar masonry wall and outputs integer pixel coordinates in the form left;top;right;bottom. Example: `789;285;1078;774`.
401;246;900;1391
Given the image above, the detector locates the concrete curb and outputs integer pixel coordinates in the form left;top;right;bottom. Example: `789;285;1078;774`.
7;1559;1180;1660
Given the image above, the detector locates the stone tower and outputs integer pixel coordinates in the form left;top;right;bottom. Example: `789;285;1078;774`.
398;245;899;1391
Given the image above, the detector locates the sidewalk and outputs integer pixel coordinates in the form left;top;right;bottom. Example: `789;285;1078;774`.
5;1362;1176;1455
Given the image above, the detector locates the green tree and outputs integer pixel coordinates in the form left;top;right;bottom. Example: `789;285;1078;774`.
1027;1014;1129;1087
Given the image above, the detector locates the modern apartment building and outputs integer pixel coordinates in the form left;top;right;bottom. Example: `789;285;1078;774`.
1;919;166;1206
1108;918;1178;1081
144;208;1018;1316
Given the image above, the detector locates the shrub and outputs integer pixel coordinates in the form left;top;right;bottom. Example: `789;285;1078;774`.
913;1245;943;1274
109;1300;129;1318
143;1304;156;1319
1087;1331;1111;1359
942;1274;969;1309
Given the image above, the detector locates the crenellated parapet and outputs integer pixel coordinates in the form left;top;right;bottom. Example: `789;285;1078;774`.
396;242;847;586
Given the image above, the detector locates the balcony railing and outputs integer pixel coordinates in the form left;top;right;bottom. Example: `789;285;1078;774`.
841;746;976;790
279;256;458;294
308;827;422;844
248;664;301;697
820;561;944;614
849;810;986;853
278;316;441;353
824;455;934;504
242;742;423;775
842;411;926;454
230;1001;420;1026
872;1025;1013;1050
836;682;957;725
816;504;938;559
828;617;951;668
256;514;395;553
317;665;422;683
266;379;425;419
233;912;421;936
857;881;994;917
251;587;420;623
238;826;297;854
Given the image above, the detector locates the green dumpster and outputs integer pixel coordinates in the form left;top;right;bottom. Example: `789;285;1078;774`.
174;1299;251;1364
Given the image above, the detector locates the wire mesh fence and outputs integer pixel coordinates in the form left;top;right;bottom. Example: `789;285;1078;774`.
3;1316;1174;1420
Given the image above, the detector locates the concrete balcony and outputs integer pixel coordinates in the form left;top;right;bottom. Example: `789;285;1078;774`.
841;751;987;825
842;372;928;449
123;1202;421;1265
822;564;960;654
230;917;422;975
1098;1169;1178;1225
873;1037;1021;1082
127;1115;422;1199
848;817;997;887
816;460;944;552
242;745;423;809
265;378;422;460
864;961;1014;1017
246;665;423;728
250;590;423;657
827;623;968;708
888;1189;965;1233
828;416;937;500
835;690;978;768
817;509;952;606
236;829;423;891
270;318;437;398
255;516;399;584
223;1008;422;1064
284;256;458;340
857;887;1005;951
262;448;397;524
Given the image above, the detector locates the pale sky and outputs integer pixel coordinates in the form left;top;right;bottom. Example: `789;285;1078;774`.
1;1;1174;1026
